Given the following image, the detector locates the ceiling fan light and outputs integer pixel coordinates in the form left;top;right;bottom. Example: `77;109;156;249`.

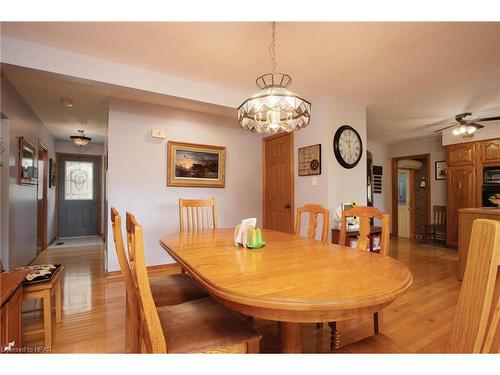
466;125;477;134
452;128;461;136
458;125;467;134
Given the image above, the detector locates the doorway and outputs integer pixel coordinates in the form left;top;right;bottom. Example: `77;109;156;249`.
37;142;48;253
397;169;414;238
391;154;431;239
263;132;294;233
57;153;101;238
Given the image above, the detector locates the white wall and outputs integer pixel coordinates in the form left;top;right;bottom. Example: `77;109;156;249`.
294;96;367;240
106;99;262;271
367;141;391;215
1;76;56;268
442;122;500;146
55;140;104;155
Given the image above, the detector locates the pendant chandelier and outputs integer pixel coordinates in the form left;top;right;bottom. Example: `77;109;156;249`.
238;22;311;134
70;129;92;147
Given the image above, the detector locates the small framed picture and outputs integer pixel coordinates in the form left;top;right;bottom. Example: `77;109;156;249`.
435;161;447;180
298;144;321;176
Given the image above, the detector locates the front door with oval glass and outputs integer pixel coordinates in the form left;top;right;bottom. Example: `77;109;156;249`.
58;155;99;237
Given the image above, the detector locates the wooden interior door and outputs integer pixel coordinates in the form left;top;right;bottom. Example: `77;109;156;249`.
447;165;476;246
263;133;294;233
37;144;48;252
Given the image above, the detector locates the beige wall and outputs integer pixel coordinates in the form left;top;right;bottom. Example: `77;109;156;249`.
294;96;367;240
55;140;104;155
1;76;56;268
106;98;263;272
369;135;447;225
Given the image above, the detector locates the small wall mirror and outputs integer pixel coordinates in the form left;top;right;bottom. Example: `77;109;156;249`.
18;136;37;185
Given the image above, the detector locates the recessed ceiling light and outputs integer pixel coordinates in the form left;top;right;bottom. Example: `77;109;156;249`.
60;98;74;108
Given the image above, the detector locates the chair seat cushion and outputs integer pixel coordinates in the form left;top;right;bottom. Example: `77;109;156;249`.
6;264;62;284
334;334;408;354
157;297;261;353
149;273;208;306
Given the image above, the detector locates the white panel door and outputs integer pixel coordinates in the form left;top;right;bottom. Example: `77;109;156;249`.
397;169;411;238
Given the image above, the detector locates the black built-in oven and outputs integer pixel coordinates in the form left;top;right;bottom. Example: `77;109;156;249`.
482;167;500;206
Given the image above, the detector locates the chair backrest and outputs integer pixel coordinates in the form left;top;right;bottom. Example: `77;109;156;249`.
110;208;136;298
449;219;500;353
110;207;140;352
125;212;139;269
179;198;217;232
339;206;390;256
432;205;446;226
295;204;330;243
131;218;168;353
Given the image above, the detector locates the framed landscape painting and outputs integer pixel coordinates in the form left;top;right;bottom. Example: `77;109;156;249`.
167;141;226;188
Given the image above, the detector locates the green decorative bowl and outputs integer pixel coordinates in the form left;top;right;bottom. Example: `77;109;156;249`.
246;241;266;249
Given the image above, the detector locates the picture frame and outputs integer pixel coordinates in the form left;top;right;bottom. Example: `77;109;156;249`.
435;160;447;180
49;158;57;188
298;144;321;176
18;136;37;185
167;141;226;188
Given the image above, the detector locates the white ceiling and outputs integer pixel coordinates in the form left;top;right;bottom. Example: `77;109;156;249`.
2;22;500;143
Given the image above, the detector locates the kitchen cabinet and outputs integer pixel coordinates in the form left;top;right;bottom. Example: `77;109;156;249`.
480;139;500;163
447;142;476;166
0;270;28;352
446;165;475;247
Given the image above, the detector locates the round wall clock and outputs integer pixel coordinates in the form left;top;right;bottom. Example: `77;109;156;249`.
333;125;363;169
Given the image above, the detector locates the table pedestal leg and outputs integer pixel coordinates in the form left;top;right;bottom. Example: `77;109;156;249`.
278;322;302;353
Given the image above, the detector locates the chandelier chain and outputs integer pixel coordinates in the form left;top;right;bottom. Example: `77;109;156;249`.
269;22;277;74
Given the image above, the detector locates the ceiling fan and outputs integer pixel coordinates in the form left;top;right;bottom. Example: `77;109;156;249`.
433;112;500;138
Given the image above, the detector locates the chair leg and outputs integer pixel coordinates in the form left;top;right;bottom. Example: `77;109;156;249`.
42;289;52;348
328;321;341;350
373;312;379;334
55;278;62;323
247;338;260;353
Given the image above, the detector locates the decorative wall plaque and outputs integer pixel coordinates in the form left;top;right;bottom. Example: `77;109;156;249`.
298;144;321;176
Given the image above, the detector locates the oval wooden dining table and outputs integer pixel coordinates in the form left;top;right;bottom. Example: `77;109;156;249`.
160;228;412;353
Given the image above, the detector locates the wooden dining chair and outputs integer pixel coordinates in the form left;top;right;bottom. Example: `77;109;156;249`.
295;204;330;243
424;205;446;244
335;218;500;353
339;206;390;256
331;206;390;349
110;208;208;353
130;217;262;353
179;198;217;232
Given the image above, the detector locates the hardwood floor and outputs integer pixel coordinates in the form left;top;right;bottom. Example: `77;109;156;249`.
23;238;462;353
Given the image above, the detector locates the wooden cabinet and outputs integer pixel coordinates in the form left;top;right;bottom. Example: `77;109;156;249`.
458;207;500;280
446;165;476;246
1;270;27;352
480;139;500;163
447;142;476;166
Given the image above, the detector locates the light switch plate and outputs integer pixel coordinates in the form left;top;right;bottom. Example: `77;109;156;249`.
311;177;317;186
151;129;166;139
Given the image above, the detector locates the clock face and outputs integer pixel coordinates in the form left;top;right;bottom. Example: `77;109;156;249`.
333;125;363;169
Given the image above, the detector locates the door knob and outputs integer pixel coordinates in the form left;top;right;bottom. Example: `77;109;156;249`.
284;203;291;209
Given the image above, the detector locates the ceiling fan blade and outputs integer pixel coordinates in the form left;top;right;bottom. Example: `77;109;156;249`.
475;116;500;122
470;123;485;129
434;124;457;133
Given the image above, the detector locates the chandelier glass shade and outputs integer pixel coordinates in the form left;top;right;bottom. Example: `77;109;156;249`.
238;22;311;134
70;129;92;147
238;73;311;134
